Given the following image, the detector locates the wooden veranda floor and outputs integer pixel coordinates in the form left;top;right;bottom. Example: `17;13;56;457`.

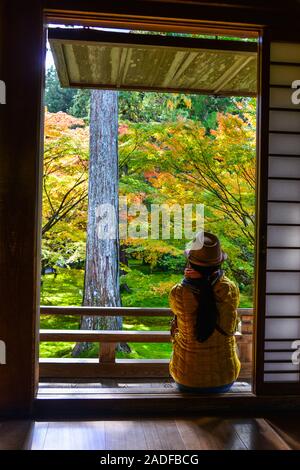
38;379;252;397
1;415;299;450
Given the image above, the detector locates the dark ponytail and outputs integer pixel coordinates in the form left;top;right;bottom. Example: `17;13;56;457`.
188;262;221;342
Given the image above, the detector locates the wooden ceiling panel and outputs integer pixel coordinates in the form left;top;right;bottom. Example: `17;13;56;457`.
49;28;257;96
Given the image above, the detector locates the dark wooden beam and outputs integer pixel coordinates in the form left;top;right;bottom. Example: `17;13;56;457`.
40;305;173;316
0;0;44;417
39;358;252;380
48;28;258;53
39;358;170;379
33;394;300;419
44;0;300;30
39;305;253;316
40;329;171;342
252;29;270;397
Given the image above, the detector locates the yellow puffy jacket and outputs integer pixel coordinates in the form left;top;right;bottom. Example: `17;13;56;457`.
169;275;241;388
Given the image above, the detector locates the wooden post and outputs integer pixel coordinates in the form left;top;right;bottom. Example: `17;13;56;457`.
238;315;253;366
0;0;44;416
241;314;254;335
99;343;117;363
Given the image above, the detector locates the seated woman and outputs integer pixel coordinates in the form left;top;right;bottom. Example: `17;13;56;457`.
169;232;240;393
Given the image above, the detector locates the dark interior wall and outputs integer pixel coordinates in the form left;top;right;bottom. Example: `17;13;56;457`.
0;1;44;417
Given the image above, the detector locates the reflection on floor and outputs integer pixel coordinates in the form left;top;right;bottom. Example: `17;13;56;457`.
38;379;252;397
1;415;299;450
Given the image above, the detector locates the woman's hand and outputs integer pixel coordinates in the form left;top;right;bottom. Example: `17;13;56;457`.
184;267;202;279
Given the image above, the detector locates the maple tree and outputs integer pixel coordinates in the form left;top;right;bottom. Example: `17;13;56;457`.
42;111;88;270
116;100;256;291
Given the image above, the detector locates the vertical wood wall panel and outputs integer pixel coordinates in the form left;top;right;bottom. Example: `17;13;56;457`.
264;41;300;386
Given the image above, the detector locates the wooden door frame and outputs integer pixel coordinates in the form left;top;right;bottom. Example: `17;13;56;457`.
43;9;266;398
2;0;300;418
252;29;270;395
0;0;45;418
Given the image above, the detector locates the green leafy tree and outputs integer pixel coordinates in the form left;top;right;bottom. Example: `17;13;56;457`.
68;89;91;119
45;66;77;113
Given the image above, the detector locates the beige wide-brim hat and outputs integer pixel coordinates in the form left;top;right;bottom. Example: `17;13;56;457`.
185;231;227;267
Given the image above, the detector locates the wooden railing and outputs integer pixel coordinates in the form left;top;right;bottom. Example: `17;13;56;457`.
39;307;253;381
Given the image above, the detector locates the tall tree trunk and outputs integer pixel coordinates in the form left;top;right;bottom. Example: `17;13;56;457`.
73;89;122;356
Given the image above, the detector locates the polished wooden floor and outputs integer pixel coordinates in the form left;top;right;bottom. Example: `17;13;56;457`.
1;416;299;450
